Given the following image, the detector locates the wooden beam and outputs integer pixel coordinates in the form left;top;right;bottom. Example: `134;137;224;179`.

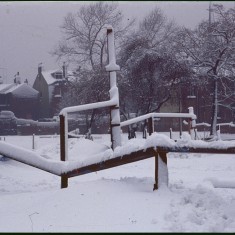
157;146;235;154
66;148;156;178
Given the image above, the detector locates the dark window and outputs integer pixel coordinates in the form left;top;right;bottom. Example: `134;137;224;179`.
54;72;63;79
54;86;61;97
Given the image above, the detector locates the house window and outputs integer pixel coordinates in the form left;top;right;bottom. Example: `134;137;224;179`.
187;84;196;99
54;72;63;79
54;86;62;98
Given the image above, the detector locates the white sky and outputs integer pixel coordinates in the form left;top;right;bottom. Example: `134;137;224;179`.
0;1;234;85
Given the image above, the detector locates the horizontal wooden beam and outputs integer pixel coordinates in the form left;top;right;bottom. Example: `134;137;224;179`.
2;144;235;180
157;146;235;154
64;145;235;178
66;148;157;178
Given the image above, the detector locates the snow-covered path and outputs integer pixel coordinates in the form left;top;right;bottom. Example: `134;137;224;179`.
0;134;235;232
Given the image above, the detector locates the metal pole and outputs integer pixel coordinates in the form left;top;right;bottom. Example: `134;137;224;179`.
106;26;121;150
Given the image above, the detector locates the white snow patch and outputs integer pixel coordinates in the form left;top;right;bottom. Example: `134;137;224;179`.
0;134;235;232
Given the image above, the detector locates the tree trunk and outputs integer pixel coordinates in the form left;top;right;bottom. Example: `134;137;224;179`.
210;79;218;136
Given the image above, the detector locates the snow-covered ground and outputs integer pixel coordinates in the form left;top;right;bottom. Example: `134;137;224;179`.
0;132;235;232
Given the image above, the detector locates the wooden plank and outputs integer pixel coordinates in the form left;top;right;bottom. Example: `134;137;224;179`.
157;146;235;154
66;148;157;178
63;145;235;178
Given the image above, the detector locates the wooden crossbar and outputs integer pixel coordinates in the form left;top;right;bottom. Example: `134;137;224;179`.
1;142;235;190
64;148;157;178
60;145;235;189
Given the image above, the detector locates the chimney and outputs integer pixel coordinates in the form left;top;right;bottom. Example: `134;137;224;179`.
62;62;67;78
15;72;21;84
38;63;42;75
0;76;3;84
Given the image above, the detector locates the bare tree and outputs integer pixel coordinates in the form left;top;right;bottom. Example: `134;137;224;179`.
118;7;191;118
53;2;134;70
176;4;235;136
53;2;134;130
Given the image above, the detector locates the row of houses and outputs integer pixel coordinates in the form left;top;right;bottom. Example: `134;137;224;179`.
0;63;74;121
0;74;39;120
1;63;235;133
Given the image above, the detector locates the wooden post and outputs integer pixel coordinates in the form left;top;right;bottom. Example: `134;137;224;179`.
153;153;158;190
153;151;168;191
179;117;182;138
143;127;147;139
169;128;172;139
159;151;167;165
188;107;196;138
61;174;68;189
32;134;35;150
60;114;68;188
148;117;153;136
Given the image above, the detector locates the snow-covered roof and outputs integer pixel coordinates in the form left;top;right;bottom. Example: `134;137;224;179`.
42;70;77;85
0;83;38;98
0;84;15;93
41;70;62;85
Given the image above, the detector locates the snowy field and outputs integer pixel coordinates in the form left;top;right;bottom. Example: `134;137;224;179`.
0;132;235;232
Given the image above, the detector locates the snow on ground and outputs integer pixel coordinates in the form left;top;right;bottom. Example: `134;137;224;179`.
0;132;235;232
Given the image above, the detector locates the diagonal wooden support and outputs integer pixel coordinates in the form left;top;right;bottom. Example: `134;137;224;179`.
153;151;168;190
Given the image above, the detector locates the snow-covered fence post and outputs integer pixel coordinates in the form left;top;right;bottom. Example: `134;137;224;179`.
60;114;68;188
105;25;121;150
169;128;173;139
188;107;196;139
153;151;168;190
148;117;154;136
32;134;35;150
194;128;198;140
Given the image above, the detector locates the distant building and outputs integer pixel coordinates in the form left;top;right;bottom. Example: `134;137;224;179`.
33;63;75;118
0;74;39;120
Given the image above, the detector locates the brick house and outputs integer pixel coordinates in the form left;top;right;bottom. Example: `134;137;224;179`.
33;63;75;118
0;73;39;120
180;79;235;133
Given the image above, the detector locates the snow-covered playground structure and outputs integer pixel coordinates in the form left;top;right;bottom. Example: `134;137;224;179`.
1;26;235;191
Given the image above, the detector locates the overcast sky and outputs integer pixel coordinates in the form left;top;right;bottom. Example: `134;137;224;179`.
0;1;234;85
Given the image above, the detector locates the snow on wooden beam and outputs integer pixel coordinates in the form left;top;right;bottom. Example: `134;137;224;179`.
1;133;235;190
120;112;197;127
59;98;117;116
0;141;63;176
65;148;156;178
